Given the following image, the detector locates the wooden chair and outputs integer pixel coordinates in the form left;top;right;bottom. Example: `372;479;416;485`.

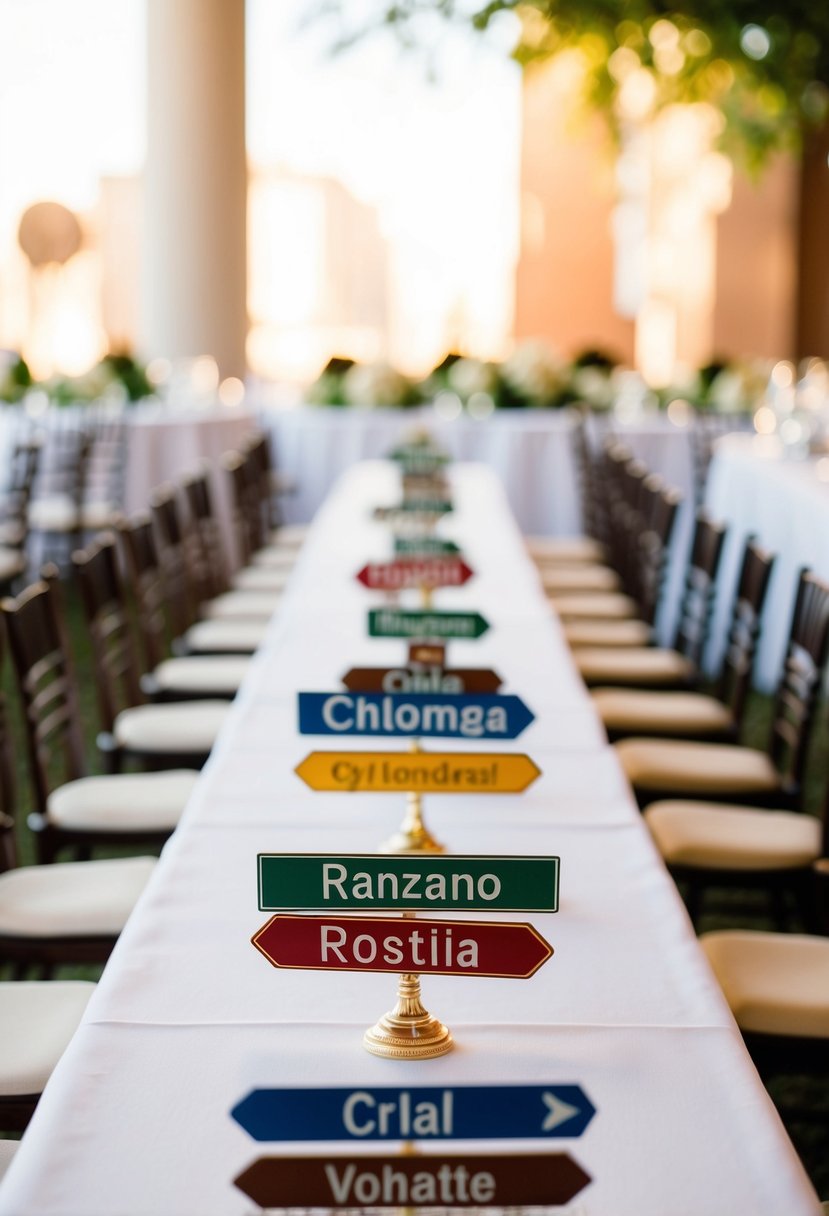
117;515;251;699
72;537;229;771
572;513;727;688
0;627;155;975
2;572;199;863
700;860;829;1087
225;449;304;572
593;539;775;742
616;570;829;810
0;979;95;1130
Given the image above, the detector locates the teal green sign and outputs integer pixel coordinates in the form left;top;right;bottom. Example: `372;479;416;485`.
368;609;489;639
258;854;560;912
394;537;460;557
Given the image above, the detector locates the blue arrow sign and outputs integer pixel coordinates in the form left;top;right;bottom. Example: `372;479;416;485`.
297;692;535;740
232;1084;596;1142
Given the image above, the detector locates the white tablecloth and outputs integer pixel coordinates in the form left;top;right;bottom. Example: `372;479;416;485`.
0;462;818;1216
705;434;829;691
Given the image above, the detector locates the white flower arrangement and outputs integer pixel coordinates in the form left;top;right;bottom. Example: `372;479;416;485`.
501;340;567;406
446;357;499;400
342;361;413;408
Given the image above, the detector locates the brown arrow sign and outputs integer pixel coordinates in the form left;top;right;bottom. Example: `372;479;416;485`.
342;666;503;695
234;1152;591;1208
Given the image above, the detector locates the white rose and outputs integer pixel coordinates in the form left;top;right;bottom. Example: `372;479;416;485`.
343;361;410;408
501;341;566;404
447;357;499;400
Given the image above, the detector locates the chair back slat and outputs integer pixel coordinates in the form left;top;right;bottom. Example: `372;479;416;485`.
768;571;829;795
117;516;173;666
182;470;228;598
672;514;727;665
72;537;144;731
0;629;17;871
716;540;775;727
1;572;87;815
151;486;208;612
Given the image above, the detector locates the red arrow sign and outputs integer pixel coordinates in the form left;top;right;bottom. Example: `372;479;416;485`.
356;558;474;591
235;1152;591;1209
252;915;553;978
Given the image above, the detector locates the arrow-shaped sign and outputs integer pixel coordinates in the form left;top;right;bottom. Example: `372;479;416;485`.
369;609;489;640
297;692;535;740
232;1083;594;1142
257;854;560;912
341;666;502;695
374;501;452;520
356;558;474;591
234;1152;591;1208
252;915;553;978
294;751;542;793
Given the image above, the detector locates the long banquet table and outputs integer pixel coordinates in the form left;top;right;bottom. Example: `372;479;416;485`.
0;462;819;1215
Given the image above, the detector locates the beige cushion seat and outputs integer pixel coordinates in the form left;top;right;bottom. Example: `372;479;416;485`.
0;981;95;1096
575;647;694;686
564;619;652;648
645;802;822;870
183;618;270;654
615;738;782;797
542;565;621;593
267;524;308;548
251;547;300;570
113;701;228;754
592;689;734;736
0;547;25;581
28;495;118;532
46;770;199;832
201;590;281;620
0;857;156;938
231;566;291;592
151;656;250;696
701;930;829;1038
527;536;606;563
549;592;639;621
0;519;25;547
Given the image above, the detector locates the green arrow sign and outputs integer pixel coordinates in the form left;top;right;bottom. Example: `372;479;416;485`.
394;537;460;557
368;609;489;640
258;854;560;912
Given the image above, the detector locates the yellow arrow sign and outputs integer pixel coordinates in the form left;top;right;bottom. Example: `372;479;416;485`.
294;751;542;794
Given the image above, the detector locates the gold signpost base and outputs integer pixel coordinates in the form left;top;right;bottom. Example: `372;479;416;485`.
363;973;454;1060
380;790;445;855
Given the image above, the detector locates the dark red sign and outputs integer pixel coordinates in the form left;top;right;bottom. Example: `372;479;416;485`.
356;558;474;591
252;915;553;978
235;1152;591;1209
341;666;503;694
409;642;446;666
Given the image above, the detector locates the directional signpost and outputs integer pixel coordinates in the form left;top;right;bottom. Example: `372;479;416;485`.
394;536;459;557
356;558;474;592
232;1082;594;1141
297;691;534;740
374;500;453;520
341;665;502;694
234;1151;591;1209
257;854;559;912
294;750;541;794
369;609;489;640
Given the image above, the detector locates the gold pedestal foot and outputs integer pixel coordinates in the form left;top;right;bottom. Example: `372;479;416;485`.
379;791;445;854
364;974;453;1059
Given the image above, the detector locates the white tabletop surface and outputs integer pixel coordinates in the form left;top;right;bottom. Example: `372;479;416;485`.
0;461;819;1215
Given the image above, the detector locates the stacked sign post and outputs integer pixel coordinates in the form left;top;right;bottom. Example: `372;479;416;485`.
252;852;559;1059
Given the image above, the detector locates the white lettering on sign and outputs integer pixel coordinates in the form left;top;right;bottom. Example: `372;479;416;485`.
320;862;502;905
341;1090;454;1137
319;694;508;738
382;668;464;694
317;924;479;969
323;1162;495;1205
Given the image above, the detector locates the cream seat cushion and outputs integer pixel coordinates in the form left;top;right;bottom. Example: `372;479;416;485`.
152;656;250;695
541;565;620;593
113;701;228;753
527;536;606;563
232;566;291;592
564;619;652;648
268;524;308;547
592;689;733;736
251;547;300;570
0;857;156;938
201;590;281;620
701;930;829;1038
28;495;117;532
0;519;25;547
0;981;95;1095
0;547;25;581
645;802;822;870
575;647;694;686
184;618;269;653
615;738;781;796
47;770;199;831
549;592;639;621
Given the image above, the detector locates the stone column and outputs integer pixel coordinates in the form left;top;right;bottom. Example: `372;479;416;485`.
141;0;247;379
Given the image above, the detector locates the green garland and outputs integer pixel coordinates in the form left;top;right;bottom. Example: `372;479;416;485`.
334;0;829;168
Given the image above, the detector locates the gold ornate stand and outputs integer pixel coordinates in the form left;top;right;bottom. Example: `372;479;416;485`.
379;741;445;855
363;971;453;1059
